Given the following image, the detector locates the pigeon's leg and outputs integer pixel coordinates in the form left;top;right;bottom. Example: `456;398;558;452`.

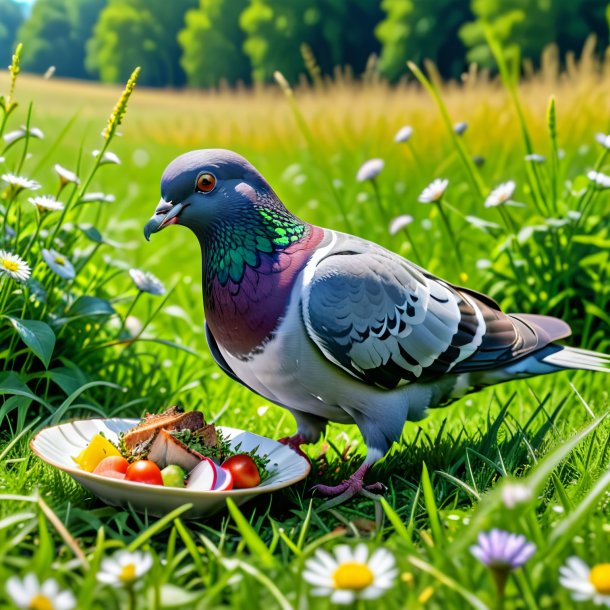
312;418;392;508
279;410;328;459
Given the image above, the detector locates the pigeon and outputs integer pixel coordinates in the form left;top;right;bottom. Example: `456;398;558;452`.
144;149;610;504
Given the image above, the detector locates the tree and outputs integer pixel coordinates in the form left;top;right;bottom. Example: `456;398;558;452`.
178;0;251;88
460;0;609;68
240;0;325;83
0;0;24;64
87;0;195;86
17;0;106;79
376;0;472;82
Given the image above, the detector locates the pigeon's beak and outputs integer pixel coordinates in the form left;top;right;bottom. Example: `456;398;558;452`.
144;199;185;241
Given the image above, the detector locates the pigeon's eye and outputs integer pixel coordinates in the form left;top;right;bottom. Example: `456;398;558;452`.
196;172;216;193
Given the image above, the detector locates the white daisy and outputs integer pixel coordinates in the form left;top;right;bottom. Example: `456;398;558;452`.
1;173;41;191
560;556;610;606
501;481;533;509
595;133;610;149
0;250;31;282
524;153;546;163
394;125;413;143
79;192;115;204
484;181;516;207
6;574;75;610
3;126;44;144
129;268;166;295
356;158;384;182
303;543;397;605
97;550;153;588
93;150;121;165
418;178;448;203
54;164;80;186
587;170;610;189
29;195;64;213
41;248;75;280
389;214;414;235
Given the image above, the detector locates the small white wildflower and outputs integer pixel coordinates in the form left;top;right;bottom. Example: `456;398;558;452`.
43;65;56;79
0;250;31;282
129;268;165;295
484;181;516;208
93;150;121;165
454;121;468;135
389;214;414;235
54;164;80;186
1;173;41;191
79;192;115;204
595;133;610;149
29;195;64;213
6;574;75;610
525;154;546;163
587;170;610;189
418;178;448;203
303;544;397;605
42;248;75;280
501;481;533;509
3;126;44;144
560;557;610;606
97;550;153;588
394;125;413;143
356;159;384;182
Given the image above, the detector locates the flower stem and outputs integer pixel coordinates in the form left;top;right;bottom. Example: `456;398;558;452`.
435;199;463;266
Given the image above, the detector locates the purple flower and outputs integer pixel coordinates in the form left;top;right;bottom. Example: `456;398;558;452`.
470;529;536;570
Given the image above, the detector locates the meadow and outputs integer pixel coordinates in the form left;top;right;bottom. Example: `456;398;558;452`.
1;41;610;609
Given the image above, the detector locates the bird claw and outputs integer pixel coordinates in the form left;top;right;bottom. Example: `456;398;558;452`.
311;464;386;509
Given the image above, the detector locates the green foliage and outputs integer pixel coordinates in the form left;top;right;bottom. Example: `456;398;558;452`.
17;0;106;79
87;0;196;86
460;0;610;68
0;0;23;62
179;0;251;88
377;0;472;82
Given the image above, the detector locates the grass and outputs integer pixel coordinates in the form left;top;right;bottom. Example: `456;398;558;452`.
1;40;610;608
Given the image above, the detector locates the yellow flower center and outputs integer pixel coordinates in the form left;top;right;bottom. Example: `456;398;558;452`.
332;562;374;591
28;594;53;610
1;259;19;272
590;564;610;594
119;562;137;584
54;256;65;266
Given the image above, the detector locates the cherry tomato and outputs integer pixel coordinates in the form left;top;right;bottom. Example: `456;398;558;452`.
125;460;164;486
93;456;129;478
222;455;261;488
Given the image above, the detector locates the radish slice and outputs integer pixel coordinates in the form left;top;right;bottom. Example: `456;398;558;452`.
186;457;217;491
214;466;233;491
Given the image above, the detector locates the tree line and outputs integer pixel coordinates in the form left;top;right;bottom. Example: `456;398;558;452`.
1;0;608;88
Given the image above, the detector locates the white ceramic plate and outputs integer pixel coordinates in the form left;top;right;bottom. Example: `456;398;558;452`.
31;418;310;518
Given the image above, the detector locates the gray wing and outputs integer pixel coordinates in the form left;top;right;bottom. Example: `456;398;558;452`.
302;239;571;389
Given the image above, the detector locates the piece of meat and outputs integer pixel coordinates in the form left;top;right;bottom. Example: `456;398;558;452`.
194;424;218;448
146;429;203;472
123;407;205;451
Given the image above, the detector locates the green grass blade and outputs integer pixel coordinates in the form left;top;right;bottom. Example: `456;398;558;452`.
226;497;274;568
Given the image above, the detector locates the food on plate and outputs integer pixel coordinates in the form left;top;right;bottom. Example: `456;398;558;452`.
73;433;121;472
222;454;261;489
161;464;187;488
93;456;129;479
125;460;163;486
73;406;270;490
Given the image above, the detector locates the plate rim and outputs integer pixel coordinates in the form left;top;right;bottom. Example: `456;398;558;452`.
30;417;311;497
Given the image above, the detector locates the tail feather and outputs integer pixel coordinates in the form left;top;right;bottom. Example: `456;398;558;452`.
539;345;610;374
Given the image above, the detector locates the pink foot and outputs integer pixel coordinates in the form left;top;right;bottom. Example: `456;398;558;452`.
311;463;386;509
278;434;311;462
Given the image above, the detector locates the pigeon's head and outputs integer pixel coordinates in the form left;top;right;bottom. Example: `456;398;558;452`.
144;149;274;241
